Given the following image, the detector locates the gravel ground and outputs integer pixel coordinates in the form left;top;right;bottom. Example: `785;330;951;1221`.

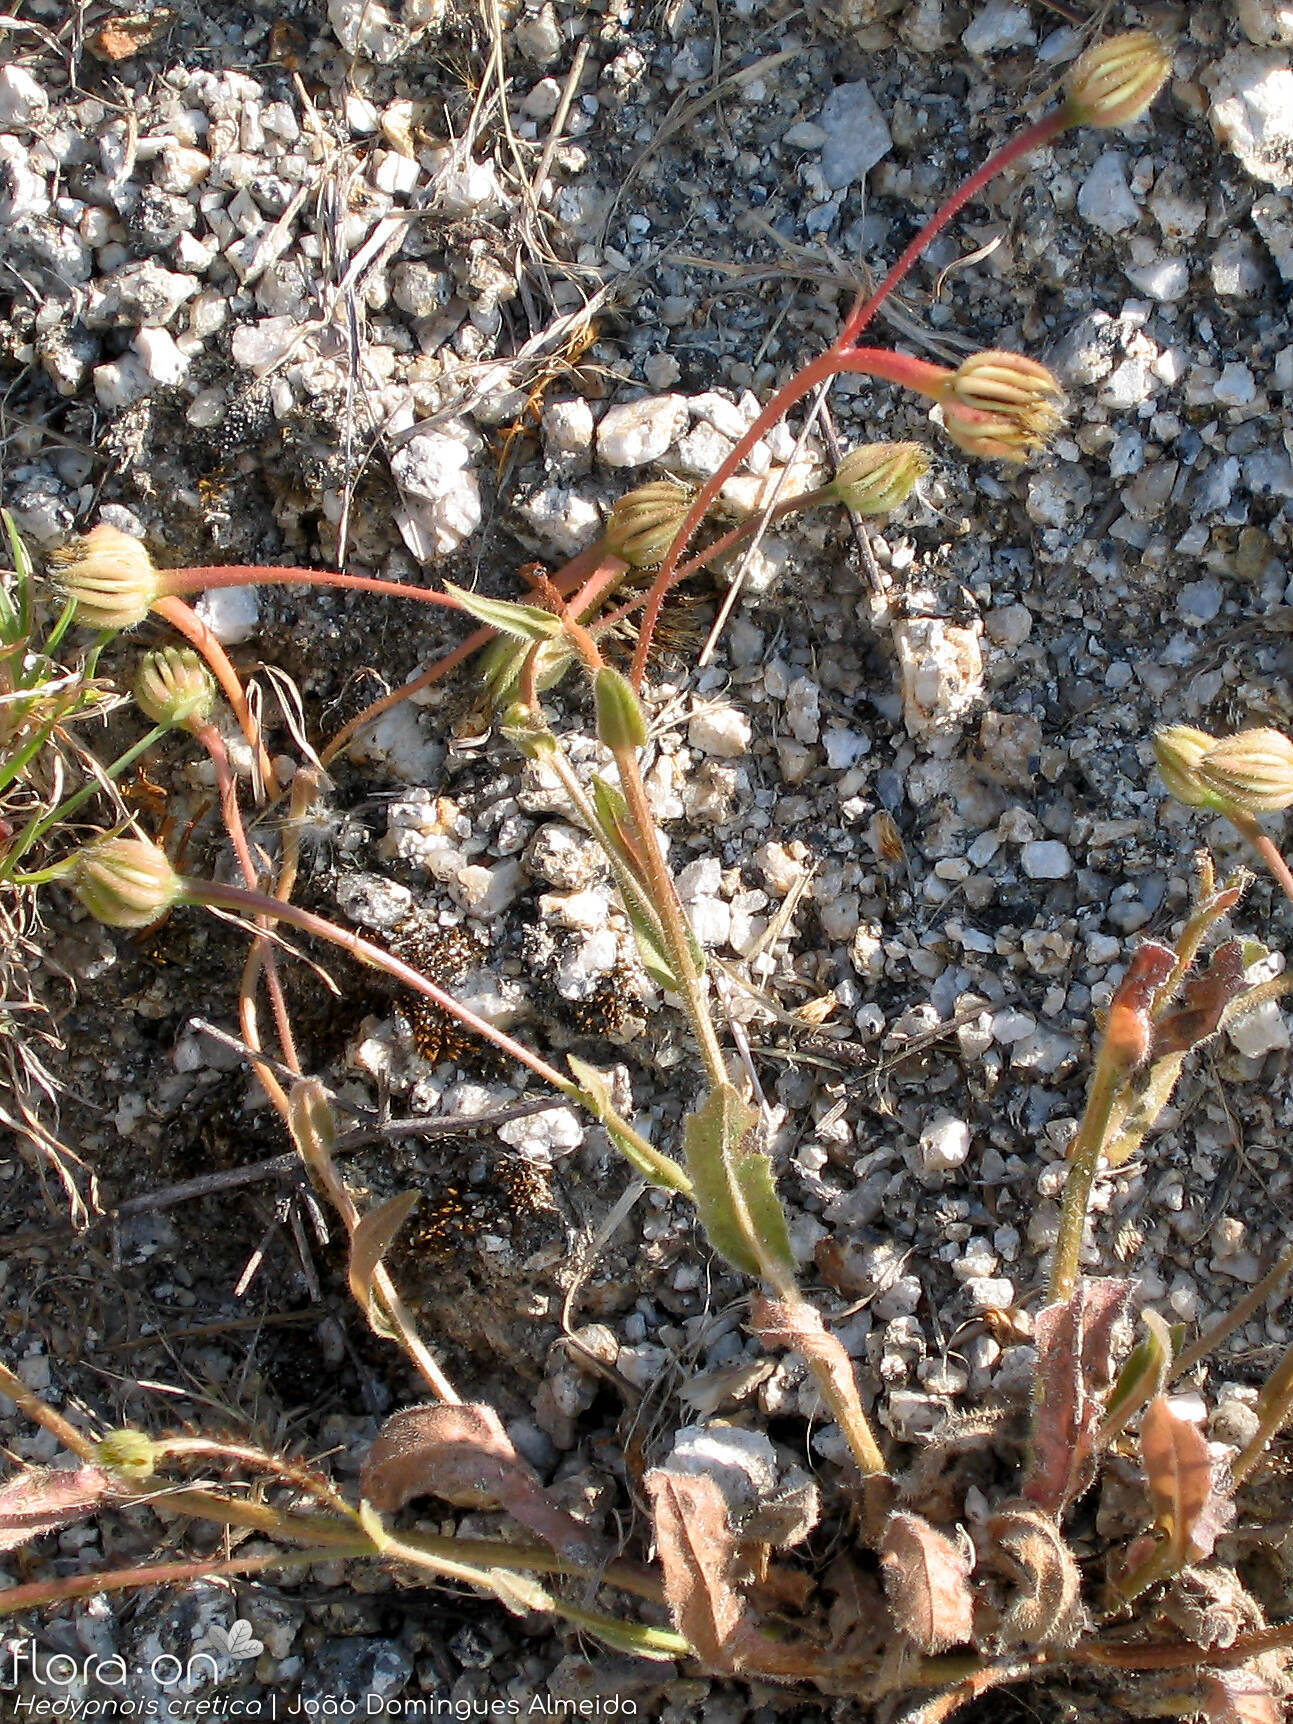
1;0;1293;1716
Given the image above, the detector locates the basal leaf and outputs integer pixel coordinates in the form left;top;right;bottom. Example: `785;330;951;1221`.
441;583;564;643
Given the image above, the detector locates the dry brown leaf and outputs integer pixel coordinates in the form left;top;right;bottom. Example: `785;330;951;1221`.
362;1403;606;1565
348;1190;421;1330
0;1464;122;1553
1195;1671;1284;1724
646;1468;746;1671
986;1503;1086;1648
879;1511;974;1654
1140;1397;1221;1569
1025;1279;1133;1515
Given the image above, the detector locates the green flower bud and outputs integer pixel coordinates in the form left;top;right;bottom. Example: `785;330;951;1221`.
135;647;216;730
1066;30;1172;131
594;666;649;751
95;1428;158;1481
604;482;696;568
1198;729;1293;813
1152;725;1219;808
74;837;184;929
828;443;929;514
51;525;164;631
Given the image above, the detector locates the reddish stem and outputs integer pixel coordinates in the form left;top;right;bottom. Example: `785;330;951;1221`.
318;545;628;769
628;103;1075;689
837;105;1073;347
153;595;281;798
166;565;461;608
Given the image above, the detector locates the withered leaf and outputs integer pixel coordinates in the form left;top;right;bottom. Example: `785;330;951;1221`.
1150;941;1248;1060
0;1465;123;1553
348;1190;421;1333
645;1468;746;1672
750;1292;879;1479
361;1403;606;1565
879;1510;974;1654
986;1503;1085;1648
88;12;175;61
1140;1397;1229;1567
1025;1279;1133;1515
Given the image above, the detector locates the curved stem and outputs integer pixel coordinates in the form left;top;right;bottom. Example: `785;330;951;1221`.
837;106;1074;347
1226;808;1293;904
153;595;280;799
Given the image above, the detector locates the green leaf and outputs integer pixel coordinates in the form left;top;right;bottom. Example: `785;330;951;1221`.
567;1056;691;1193
594;666;648;751
442;584;564;644
1099;1308;1173;1443
683;1085;794;1280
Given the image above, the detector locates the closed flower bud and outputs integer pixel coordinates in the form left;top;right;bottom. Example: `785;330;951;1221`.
50;525;165;630
95;1428;158;1481
594;666;649;751
940;399;1057;463
604;481;696;568
1197;728;1293;813
944;350;1063;418
1152;725;1218;808
74;836;183;928
829;442;929;514
135;646;216;730
1066;30;1172;131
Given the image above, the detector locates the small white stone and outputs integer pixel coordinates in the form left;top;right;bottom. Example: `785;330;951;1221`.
687;897;731;948
391;433;482;556
1205;47;1293;188
642;351;681;390
194;583;260;645
132;326;189;386
1124;255;1190;302
328;0;402;62
515;3;563;66
0;65;48;127
914;1114;971;1177
541;396;595;476
451;858;524;918
816;81;891;191
1226;998;1291;1057
990;1008;1037;1045
522;77;563;119
1235;0;1293;46
156;144;210;194
688;704;752;758
1213;361;1257;405
92;354;152;411
497;1105;584;1160
823;728;869;769
892;618;984;747
1078;151;1140;236
1020;840;1072;880
597;394;689;466
961;1;1034;54
666;1424;779;1510
435;156;503;216
229;315;298;371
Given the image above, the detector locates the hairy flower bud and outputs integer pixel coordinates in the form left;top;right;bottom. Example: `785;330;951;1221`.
1066;30;1172;131
937;352;1063;461
828;443;929;515
1152;725;1218;808
945;350;1063;418
74;836;183;928
95;1428;158;1481
135;646;216;730
50;525;164;630
939;400;1051;463
1197;728;1293;813
604;481;696;568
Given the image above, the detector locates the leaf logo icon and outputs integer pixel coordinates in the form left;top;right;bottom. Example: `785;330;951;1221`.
209;1620;264;1660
